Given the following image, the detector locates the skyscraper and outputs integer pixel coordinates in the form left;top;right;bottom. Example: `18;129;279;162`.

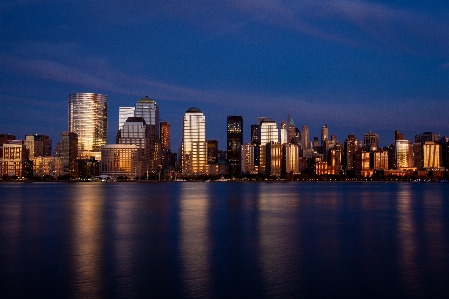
227;116;243;177
160;122;171;151
68;92;108;153
58;131;78;175
343;134;360;172
395;140;413;169
182;107;207;174
134;96;160;136
280;121;287;145
321;124;328;146
363;131;379;151
259;117;278;174
134;96;161;174
118;107;135;130
301;125;310;150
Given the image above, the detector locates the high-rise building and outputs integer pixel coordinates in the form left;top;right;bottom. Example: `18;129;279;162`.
241;143;256;174
160;122;171;151
1;142;32;178
251;124;260;171
321;124;328;147
118;117;149;173
57;132;78;175
135;96;160;136
227;116;243;177
182;107;207;174
134;96;161;174
371;149;389;170
118;107;135;130
363;131;379;152
301;125;310;150
415;132;440;144
24;134;52;159
287;117;299;145
68;92;108;153
282;143;300;174
266;141;282;176
280;121;287;145
207;140;218;164
422;142;441;170
259;117;278;174
440;137;449;170
343;134;360;172
395;140;413;169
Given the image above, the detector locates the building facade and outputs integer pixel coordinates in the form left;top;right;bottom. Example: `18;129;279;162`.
100;144;143;178
258;117;278;174
182;107;207;174
68;92;108;153
227;116;243;177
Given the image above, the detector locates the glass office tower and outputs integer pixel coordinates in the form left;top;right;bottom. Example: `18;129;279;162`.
182;107;206;174
227;115;243;177
68;93;108;152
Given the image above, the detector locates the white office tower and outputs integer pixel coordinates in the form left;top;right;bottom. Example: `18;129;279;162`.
182;107;207;174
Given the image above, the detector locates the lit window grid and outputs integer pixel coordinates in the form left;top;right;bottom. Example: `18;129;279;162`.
69;93;108;152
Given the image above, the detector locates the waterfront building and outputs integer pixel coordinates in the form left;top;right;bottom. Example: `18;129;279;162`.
134;96;161;174
118;107;135;130
68;92;108;153
227;116;243;177
207;140;218;165
118;117;150;173
282;143;300;174
24;134;52;159
250;124;260;172
343;135;360;172
355;148;372;177
33;156;63;178
395;140;413;169
100;144;143;178
266;141;282;177
241;143;256;174
363;131;379;151
420;142;442;170
182;107;207;174
372;149;389;170
259;118;278;174
1;142;32;178
329;144;343;174
74;157;100;178
57;132;78;176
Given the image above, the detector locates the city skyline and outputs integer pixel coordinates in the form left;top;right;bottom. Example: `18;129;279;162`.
1;1;448;148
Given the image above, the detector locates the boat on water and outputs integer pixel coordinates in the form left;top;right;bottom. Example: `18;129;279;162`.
215;176;230;182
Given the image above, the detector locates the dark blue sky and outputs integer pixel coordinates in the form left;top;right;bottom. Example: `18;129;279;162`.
1;0;448;149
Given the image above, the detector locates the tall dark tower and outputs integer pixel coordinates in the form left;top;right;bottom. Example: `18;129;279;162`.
251;124;260;171
227;116;243;177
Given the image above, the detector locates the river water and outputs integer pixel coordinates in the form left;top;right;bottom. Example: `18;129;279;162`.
0;182;448;298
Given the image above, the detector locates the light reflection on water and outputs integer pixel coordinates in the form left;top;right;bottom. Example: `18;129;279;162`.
179;184;212;298
70;185;105;299
0;182;448;298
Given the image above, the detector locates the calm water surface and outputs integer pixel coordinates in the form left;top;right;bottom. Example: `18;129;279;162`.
0;182;448;298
